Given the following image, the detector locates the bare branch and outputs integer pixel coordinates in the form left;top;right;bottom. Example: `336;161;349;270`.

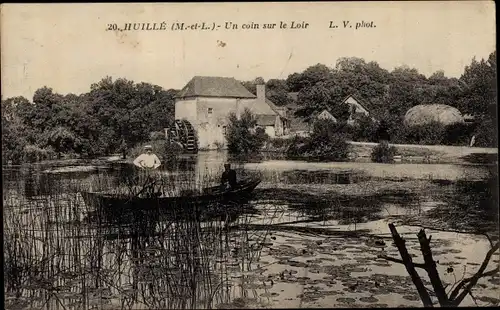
388;223;434;307
417;229;451;306
377;254;427;269
469;291;479;307
450;242;499;305
484;233;494;248
447;265;467;295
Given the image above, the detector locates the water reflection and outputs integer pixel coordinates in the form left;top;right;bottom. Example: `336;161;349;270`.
3;152;498;309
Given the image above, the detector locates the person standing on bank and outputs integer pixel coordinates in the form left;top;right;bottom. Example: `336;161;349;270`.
133;145;162;170
220;163;237;190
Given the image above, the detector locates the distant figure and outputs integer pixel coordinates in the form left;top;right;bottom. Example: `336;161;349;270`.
133;145;161;170
220;163;237;190
469;135;476;147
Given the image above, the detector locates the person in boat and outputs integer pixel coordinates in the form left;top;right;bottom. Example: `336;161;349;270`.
133;145;162;197
220;163;237;190
133;145;161;170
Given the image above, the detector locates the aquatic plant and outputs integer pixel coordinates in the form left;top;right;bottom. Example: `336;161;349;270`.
2;167;268;310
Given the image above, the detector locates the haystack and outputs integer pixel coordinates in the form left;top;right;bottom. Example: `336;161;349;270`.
404;104;464;127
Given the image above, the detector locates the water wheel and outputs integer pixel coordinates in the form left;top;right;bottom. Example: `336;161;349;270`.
167;120;198;153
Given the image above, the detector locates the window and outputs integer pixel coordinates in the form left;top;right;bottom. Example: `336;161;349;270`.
208;108;213;115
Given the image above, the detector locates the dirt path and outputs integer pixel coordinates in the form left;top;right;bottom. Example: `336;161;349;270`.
349;141;497;156
349;141;497;164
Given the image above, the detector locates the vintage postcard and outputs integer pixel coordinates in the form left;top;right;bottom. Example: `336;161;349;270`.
1;1;498;309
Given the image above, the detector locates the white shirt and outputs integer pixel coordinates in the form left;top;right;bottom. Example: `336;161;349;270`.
133;153;161;169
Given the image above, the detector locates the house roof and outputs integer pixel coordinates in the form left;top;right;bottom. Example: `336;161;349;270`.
175;76;256;99
265;98;287;118
255;115;276;126
317;109;337;121
341;94;371;114
239;97;288;119
240;98;277;116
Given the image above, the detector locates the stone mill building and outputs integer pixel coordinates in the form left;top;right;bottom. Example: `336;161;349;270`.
173;76;288;150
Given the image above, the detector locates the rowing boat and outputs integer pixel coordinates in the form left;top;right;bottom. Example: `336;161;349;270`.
80;178;261;213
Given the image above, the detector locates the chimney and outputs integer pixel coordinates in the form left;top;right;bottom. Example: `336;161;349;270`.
256;84;265;103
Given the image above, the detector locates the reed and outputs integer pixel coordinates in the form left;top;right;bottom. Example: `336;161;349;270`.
3;166;269;310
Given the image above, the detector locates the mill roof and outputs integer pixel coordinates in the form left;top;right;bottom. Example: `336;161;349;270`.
175;76;256;99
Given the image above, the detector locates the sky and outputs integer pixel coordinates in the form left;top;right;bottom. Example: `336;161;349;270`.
1;1;496;100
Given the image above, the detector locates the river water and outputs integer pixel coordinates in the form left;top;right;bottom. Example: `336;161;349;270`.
3;151;499;309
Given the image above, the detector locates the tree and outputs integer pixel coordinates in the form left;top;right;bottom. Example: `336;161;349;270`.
287;119;350;162
263;79;291;107
241;77;265;95
458;51;496;116
286;64;331;92
88;77;171;156
294;81;347;121
45;126;78;158
225;109;267;156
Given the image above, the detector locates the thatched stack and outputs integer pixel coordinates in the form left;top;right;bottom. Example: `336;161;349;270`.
404;104;464;126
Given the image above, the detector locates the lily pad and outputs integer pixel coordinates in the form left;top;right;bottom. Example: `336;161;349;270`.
359;296;379;303
402;294;420;301
337;297;356;304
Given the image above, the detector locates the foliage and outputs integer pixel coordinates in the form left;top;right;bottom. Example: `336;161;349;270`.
285;135;310;158
351;114;379;142
225;109;268;157
458;51;496;116
1;51;497;164
240;77;265;95
371;141;397;163
149;131;166;141
473;117;498;147
1;77;176;163
266;137;291;150
404;121;446;145
46;126;78;158
2;118;28;165
442;122;475;146
22;145;56;163
286;119;350;162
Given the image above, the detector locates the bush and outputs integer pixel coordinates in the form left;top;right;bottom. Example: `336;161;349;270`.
285;135;310;159
225;109;268;157
442;122;475;146
371;141;397;163
474;117;498;148
163;140;183;162
306;133;350;161
351;114;378;142
268;137;289;148
287;120;350;162
149;131;166;141
22;145;56;163
404;121;445;145
264;137;292;152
